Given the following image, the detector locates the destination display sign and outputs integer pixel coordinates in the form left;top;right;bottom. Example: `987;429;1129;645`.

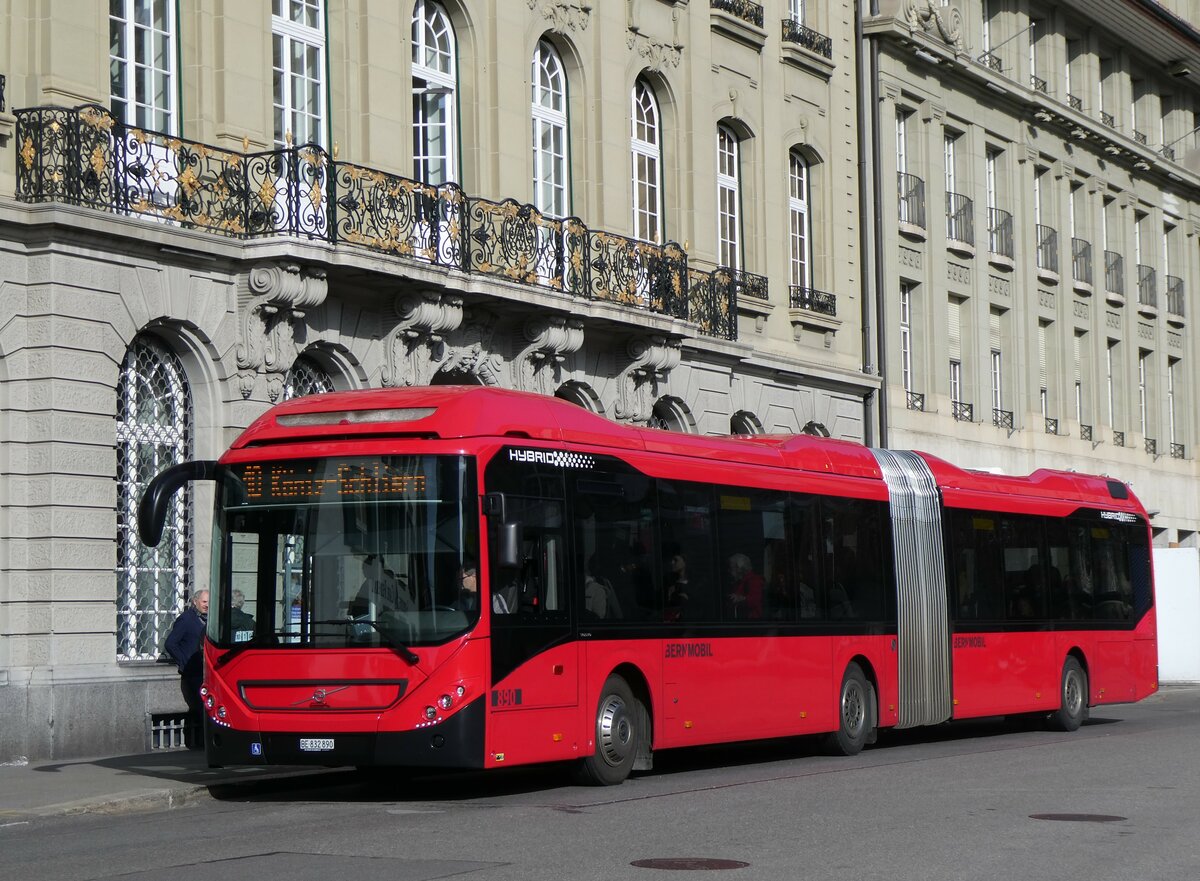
229;460;428;504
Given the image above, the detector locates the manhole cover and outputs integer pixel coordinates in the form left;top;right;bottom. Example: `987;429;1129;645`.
1029;813;1127;823
631;858;750;871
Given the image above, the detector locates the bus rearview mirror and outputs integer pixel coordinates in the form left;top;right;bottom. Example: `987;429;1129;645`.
498;522;522;569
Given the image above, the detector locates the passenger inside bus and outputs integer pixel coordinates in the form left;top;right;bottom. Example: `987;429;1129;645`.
453;561;479;613
349;554;413;617
663;549;692;622
584;554;623;620
726;553;764;620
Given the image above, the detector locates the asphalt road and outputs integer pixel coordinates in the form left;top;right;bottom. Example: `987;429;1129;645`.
3;687;1198;881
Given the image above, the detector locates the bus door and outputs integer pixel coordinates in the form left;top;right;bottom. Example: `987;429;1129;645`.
484;448;580;766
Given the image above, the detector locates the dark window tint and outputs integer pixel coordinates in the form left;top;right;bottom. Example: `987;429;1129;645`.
819;497;889;621
715;487;788;622
658;479;717;623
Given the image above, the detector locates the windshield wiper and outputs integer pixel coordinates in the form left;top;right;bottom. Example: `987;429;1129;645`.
311;618;420;666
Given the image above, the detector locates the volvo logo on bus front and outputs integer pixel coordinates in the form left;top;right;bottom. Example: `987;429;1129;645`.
310;688;328;707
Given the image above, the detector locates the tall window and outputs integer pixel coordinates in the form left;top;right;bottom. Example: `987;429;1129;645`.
109;0;176;132
985;149;998;212
896;111;908;176
1074;331;1086;424
1168;358;1179;443
272;0;325;148
948;297;963;403
412;0;457;184
631;80;663;243
1138;350;1151;436
1106;339;1119;428
900;282;914;393
981;0;992;51
789;0;806;24
717;125;741;268
532;41;569;217
943;133;957;194
788;153;813;291
990;310;1003;412
1038;321;1049;417
116;336;192;661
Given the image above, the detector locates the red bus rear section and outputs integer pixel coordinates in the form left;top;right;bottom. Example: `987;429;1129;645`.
140;386;1156;782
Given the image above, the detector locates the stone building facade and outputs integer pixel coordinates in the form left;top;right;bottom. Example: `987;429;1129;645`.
868;0;1200;546
0;1;871;760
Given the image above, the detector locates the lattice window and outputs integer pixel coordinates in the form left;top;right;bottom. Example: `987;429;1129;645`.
532;41;569;218
282;355;334;400
631;80;663;243
116;336;193;661
412;0;457;184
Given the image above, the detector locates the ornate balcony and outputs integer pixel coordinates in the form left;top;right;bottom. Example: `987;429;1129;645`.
1100;111;1116;128
1045;417;1059;435
1145;438;1157;456
1137;264;1158;311
789;285;836;316
1133;130;1148;145
978;52;1002;73
906;391;926;412
993;409;1014;429
1166;275;1185;319
1162;145;1176;161
15;103;736;338
1068;93;1083;111
711;0;763;28
721;267;768;302
952;401;974;422
1072;238;1093;289
1030;75;1048;93
987;207;1013;259
781;19;832;58
1104;250;1124;298
1036;224;1059;275
1113;430;1126;447
1081;424;1093;441
946;191;974;248
1171;442;1186;459
898;173;926;231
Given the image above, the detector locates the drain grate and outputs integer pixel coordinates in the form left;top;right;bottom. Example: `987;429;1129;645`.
1029;813;1127;823
631;858;750;871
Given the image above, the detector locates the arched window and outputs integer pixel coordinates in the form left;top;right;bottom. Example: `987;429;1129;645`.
730;411;763;435
631;80;663;243
283;354;334;400
789;151;812;291
412;0;458;185
717;125;741;268
532;40;569;218
116;336;193;661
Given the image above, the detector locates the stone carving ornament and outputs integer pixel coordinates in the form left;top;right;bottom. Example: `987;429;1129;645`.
514;316;585;395
381;290;463;388
615;334;682;423
527;0;591;33
237;263;328;401
904;0;964;52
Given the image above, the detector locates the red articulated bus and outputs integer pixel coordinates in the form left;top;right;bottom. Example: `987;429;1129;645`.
139;386;1158;784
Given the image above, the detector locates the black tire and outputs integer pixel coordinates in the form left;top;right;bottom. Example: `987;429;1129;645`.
823;662;874;756
576;675;640;786
1049;657;1088;732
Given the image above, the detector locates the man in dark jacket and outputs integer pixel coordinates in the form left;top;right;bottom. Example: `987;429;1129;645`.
166;590;208;748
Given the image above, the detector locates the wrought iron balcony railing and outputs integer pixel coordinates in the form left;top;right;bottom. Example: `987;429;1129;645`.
1068;93;1083;111
721;266;768;302
1081;424;1093;441
1036;224;1059;274
1171;442;1185;459
1072;238;1093;287
1133;130;1148;145
898;173;926;230
1166;275;1185;317
1137;264;1157;309
1100;111;1115;128
1162;145;1176;161
789;285;837;316
1045;417;1059;434
952;401;974;422
1030;75;1048;93
15;104;736;338
781;19;832;58
906;391;926;411
993;409;1014;429
1145;438;1157;456
1105;250;1124;296
946;191;974;246
711;0;763;28
1113;430;1126;447
978;52;1002;73
988;207;1013;259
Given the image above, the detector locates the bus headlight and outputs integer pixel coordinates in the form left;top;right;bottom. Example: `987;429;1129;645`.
455;685;465;698
424;705;437;720
217;706;227;719
438;694;453;710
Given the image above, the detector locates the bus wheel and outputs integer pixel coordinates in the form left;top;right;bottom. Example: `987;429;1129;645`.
576;675;640;786
1049;657;1088;732
824;662;874;756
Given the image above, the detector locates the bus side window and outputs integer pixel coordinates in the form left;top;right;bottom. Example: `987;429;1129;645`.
490;497;566;619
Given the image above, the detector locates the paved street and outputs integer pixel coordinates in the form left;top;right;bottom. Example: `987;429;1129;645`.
2;686;1198;881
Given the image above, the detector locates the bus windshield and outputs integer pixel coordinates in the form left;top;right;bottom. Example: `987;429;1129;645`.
208;455;478;650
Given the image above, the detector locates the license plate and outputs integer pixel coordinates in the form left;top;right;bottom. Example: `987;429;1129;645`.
299;737;335;752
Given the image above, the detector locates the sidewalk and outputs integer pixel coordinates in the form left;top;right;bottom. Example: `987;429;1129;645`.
0;750;337;822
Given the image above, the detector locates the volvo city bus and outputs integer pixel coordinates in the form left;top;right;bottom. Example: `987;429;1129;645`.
139;386;1158;784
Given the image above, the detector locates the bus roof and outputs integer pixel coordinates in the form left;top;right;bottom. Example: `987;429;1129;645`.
230;386;1140;509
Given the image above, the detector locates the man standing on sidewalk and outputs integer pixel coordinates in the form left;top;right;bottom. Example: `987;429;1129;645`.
165;590;209;749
